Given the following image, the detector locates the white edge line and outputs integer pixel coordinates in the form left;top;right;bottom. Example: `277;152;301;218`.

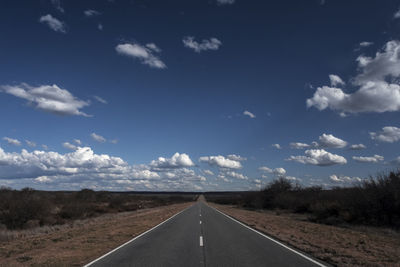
199;236;203;246
207;204;327;267
84;204;193;266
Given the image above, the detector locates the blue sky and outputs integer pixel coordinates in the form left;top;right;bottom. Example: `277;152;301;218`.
1;0;400;191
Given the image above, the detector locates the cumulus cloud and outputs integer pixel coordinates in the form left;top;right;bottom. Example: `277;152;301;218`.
227;154;247;161
349;144;366;150
73;139;82;145
116;42;166;69
370;126;400;143
94;95;107;104
272;144;282;149
216;0;235;5
0;83;90;116
84;9;101;17
318;133;347;148
25;140;36;147
243;110;256;118
39;14;66;33
91;133;106;143
353;154;384;163
199;155;242;169
307;41;400;114
287;149;347;166
359;41;373;48
259;166;286;176
203;169;214;176
62;142;77;150
330;174;361;183
150;153;195;169
3;137;21;146
183;37;222;53
224;171;248;180
290;142;310;149
329;74;345;87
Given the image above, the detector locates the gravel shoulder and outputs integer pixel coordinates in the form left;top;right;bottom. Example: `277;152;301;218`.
210;203;400;267
0;202;192;267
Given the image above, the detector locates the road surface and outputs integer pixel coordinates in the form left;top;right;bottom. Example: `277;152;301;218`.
86;201;327;267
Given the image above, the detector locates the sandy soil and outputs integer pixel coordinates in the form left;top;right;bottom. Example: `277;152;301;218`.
0;202;192;267
210;204;400;267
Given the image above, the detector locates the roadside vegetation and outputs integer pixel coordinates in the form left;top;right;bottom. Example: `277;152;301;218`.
0;188;196;230
206;170;400;228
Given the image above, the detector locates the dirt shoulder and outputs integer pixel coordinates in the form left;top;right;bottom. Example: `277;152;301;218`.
209;203;400;267
0;202;192;267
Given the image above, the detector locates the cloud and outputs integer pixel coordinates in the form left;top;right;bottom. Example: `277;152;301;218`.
115;42;166;69
394;8;400;19
330;174;361;183
84;9;101;17
243;110;256;118
216;0;235;5
145;43;161;53
91;133;106;143
150;153;195;169
307;41;400;114
318;133;347;148
227;154;247;161
287;149;347;166
259;166;286;176
98;23;103;31
73;139;82;145
3;137;21;146
224;171;248;180
349;144;366;150
25;140;36;147
203;170;214;176
370;126;400;143
94;96;107;104
51;0;64;13
359;41;373;48
329;74;345;87
183;37;222;53
290;142;310;149
39;14;66;33
199;155;242;169
110;139;118;144
62;142;77;150
272;144;282;149
1;83;90;116
353;154;384;163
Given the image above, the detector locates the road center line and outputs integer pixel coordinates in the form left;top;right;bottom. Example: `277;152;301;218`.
199;236;203;247
200;220;202;224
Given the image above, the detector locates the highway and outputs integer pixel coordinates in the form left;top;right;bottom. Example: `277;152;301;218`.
86;201;327;267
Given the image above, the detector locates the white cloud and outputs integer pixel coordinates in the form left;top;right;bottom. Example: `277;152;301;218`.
287;149;347;166
199;155;242;169
370;126;400;143
259;166;286;176
42;144;49;150
110;139;118;144
394;8;400;19
94;95;107;104
150;153;195;169
227;154;247;161
25;140;36;147
51;0;64;13
353;154;384;163
349;144;366;150
216;0;235;5
243;110;256;118
258;166;273;173
145;43;161;53
84;9;101;17
359;41;373;48
3;137;21;146
0;83;90;116
115;42;166;69
329;74;345;87
73;139;82;145
329;174;361;183
318;133;347;148
307;41;400;114
62;142;77;150
290;142;310;149
224;171;248;180
39;14;66;33
183;37;222;53
203;169;214;176
272;144;282;149
98;23;103;31
91;133;106;143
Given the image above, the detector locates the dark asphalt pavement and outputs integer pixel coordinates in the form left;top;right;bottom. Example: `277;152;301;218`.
86;201;326;267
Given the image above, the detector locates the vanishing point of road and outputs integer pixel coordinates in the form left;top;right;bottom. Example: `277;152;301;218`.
85;198;327;267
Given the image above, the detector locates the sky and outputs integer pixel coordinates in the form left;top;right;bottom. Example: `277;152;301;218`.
1;0;400;191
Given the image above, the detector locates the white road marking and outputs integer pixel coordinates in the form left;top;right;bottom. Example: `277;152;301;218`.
83;205;192;266
200;214;201;216
200;220;202;224
208;204;327;267
199;236;203;247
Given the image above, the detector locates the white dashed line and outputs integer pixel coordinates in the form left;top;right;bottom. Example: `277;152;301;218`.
200;220;202;224
199;236;204;247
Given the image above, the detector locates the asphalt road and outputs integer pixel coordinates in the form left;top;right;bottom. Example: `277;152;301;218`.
86;201;326;267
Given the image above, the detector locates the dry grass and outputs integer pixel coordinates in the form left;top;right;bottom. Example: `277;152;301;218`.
211;203;400;267
0;202;192;267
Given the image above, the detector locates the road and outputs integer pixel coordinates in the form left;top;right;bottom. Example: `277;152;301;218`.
86;201;327;267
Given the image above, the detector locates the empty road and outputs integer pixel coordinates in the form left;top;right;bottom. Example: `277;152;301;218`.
86;201;326;267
